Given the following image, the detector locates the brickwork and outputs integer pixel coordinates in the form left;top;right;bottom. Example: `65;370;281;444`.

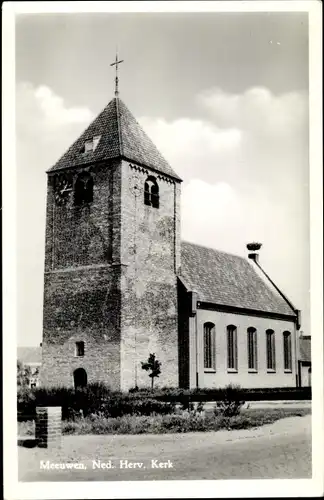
41;264;121;388
119;161;181;391
35;407;62;448
188;308;297;389
45;161;119;271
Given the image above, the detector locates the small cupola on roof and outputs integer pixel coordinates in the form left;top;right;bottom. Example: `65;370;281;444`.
47;53;182;182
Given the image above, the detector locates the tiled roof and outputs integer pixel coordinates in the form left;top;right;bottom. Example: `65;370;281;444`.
48;97;181;180
299;336;311;362
180;241;296;316
17;346;42;365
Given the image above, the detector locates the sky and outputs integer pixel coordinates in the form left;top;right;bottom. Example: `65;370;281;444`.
15;11;310;346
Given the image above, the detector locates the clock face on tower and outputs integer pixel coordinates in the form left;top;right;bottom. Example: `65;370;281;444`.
54;174;73;205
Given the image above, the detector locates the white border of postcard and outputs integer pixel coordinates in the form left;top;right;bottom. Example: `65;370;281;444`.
3;1;323;498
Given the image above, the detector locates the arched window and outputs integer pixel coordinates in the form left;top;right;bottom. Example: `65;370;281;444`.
73;368;87;389
144;176;159;208
283;331;292;371
74;172;93;205
247;327;258;370
227;325;238;371
204;323;215;370
266;329;276;371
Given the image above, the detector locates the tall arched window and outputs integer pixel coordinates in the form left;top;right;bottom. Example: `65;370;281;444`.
144;176;159;208
247;327;258;370
283;331;292;371
266;329;276;371
204;322;215;370
227;325;238;371
74;172;93;205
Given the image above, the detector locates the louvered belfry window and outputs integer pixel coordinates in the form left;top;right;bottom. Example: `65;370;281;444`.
144;176;159;208
227;325;238;370
283;331;292;371
266;330;276;370
74;172;93;205
247;327;258;370
204;323;216;369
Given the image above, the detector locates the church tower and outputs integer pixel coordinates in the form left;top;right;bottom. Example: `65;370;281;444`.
40;85;182;390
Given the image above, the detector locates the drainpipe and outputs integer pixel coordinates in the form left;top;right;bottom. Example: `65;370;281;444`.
189;291;199;389
195;310;199;389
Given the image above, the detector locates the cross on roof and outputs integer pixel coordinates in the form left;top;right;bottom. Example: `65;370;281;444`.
110;52;124;97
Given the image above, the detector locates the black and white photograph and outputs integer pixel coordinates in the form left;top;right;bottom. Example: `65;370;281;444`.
3;1;323;498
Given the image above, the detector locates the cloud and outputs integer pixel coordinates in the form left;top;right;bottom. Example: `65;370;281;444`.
139;116;243;185
16;82;94;149
197;86;308;138
34;85;94;126
140;86;308;193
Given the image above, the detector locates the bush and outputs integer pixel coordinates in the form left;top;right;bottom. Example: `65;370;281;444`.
213;384;245;417
16;384;177;422
17;386;36;422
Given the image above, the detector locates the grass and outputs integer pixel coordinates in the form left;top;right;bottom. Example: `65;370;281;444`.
18;407;311;436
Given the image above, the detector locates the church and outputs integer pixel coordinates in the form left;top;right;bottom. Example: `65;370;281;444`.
40;76;301;391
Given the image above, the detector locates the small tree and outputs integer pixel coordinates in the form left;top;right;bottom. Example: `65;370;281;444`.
17;360;31;388
141;353;161;391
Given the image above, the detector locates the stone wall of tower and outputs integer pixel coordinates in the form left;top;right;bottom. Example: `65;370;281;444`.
41;161;123;389
44;161;120;272
119;160;181;391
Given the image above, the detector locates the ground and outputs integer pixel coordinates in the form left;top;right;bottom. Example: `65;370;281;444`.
19;414;311;481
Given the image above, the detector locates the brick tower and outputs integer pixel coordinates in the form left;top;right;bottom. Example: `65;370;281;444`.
40;96;182;391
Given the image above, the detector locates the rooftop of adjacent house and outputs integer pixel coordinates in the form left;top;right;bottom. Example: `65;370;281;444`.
17;346;42;365
179;241;296;317
299;335;311;362
48;97;181;181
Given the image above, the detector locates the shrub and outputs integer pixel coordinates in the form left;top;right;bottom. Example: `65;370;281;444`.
213;384;245;417
92;396;176;418
17;383;178;422
17;386;36;422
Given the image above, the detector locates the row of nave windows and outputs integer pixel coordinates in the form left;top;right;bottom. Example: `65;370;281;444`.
204;323;292;372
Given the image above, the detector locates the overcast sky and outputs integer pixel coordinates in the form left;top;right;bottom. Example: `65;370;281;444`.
15;11;309;346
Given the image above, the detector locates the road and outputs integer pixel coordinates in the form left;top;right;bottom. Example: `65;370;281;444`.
18;415;311;481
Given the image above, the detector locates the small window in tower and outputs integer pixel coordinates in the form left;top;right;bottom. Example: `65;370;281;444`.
75;341;85;357
83;135;101;153
144;176;159;208
74;172;93;205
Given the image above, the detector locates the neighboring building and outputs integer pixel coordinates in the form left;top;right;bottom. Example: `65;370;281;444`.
17;346;42;388
40;91;301;391
297;334;311;387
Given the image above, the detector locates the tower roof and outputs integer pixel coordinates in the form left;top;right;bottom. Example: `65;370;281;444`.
48;97;181;180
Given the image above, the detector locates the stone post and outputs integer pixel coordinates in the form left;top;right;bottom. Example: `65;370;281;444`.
35;406;62;448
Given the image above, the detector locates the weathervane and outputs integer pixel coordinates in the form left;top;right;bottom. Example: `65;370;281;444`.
110;51;124;97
